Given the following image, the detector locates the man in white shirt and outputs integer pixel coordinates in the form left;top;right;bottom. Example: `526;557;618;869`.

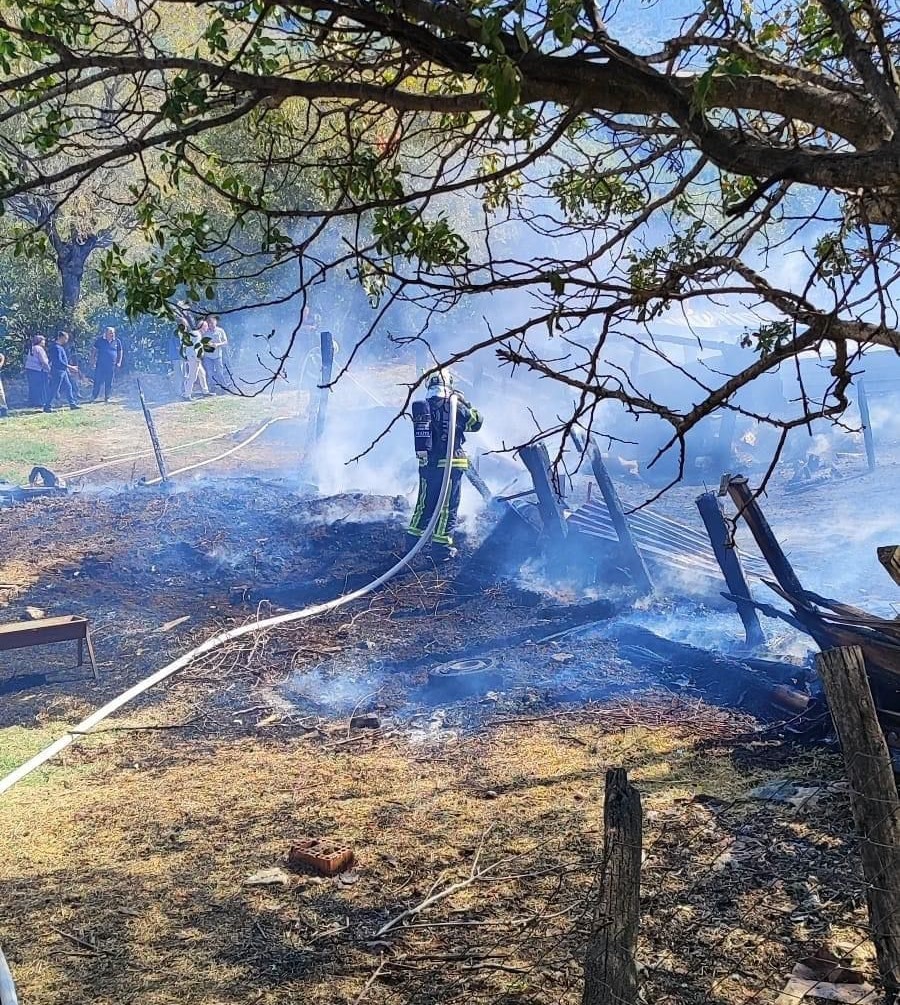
205;315;229;392
182;319;212;400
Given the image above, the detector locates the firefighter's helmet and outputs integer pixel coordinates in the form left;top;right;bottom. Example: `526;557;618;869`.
426;370;454;398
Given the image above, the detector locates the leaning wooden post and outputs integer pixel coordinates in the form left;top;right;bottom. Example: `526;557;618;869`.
696;491;765;647
572;433;653;596
583;768;642;1005
519;443;568;542
312;330;335;444
726;475;805;598
877;546;900;589
137;379;169;484
858;380;877;472
816;646;900;994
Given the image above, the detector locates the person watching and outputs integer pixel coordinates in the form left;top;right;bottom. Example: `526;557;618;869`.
91;326;123;402
24;335;51;408
43;332;80;412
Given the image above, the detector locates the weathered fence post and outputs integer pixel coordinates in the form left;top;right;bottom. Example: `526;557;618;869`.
583;768;642;1005
572;433;653;596
137;379;169;484
312;330;335;444
519;443;568;542
858;380;877;472
696;491;765;648
816;646;900;994
726;475;805;598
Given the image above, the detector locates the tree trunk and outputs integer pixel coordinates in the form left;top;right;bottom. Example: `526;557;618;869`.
52;233;98;323
583;768;642;1005
816;646;900;995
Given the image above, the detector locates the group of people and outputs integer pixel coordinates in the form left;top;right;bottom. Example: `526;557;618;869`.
20;328;124;413
169;312;230;400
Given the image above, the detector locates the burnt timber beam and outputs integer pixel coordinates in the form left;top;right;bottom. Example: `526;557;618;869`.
572;433;652;596
878;546;900;588
518;443;567;542
697;491;765;648
725;475;805;599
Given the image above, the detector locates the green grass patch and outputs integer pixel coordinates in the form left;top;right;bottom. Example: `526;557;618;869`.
0;723;66;783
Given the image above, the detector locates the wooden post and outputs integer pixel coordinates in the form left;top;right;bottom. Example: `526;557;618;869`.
877;546;900;589
464;463;493;503
715;408;737;471
696;491;765;647
313;330;335;444
816;646;900;994
573;433;653;596
858;380;877;472
519;443;568;541
137;380;169;483
726;476;805;599
583;768;642;1005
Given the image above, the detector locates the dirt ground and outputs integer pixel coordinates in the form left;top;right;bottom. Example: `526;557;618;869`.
0;392;895;1004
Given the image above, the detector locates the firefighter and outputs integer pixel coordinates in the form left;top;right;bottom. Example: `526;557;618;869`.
407;370;483;559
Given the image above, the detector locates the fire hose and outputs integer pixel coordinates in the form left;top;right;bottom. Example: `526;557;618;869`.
0;397;459;798
0;946;17;1005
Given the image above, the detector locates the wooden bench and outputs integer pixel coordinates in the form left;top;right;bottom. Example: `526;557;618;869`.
0;615;98;680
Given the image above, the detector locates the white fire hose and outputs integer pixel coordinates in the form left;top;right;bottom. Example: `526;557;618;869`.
0;946;17;1005
0;397;458;798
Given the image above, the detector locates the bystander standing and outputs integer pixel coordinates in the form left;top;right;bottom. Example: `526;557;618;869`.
182;319;212;400
205;315;229;392
24;335;51;407
43;332;80;412
0;352;7;417
91;326;124;402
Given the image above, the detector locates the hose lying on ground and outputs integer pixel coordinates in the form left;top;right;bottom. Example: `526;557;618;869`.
60;427;244;479
0;946;17;1005
0;398;459;797
144;415;292;486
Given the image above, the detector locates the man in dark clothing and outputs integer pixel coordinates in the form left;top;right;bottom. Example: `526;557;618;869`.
406;371;483;559
91;326;123;402
43;332;80;412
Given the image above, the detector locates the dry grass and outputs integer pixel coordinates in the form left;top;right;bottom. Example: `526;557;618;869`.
0;694;856;1005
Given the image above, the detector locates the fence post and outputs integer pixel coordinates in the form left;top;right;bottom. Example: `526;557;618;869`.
816;646;900;994
858;380;876;472
572;433;653;596
137;379;169;484
696;491;765;648
583;768;642;1005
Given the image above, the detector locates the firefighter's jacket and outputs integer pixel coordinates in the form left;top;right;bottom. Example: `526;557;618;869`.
421;394;483;469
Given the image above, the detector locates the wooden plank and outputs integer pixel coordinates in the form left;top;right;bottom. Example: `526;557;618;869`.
583;768;642;1005
816;647;900;992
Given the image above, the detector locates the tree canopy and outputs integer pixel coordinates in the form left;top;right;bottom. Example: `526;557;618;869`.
2;0;900;478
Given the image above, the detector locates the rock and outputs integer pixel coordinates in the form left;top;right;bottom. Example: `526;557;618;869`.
24;606;46;620
244;867;293;887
